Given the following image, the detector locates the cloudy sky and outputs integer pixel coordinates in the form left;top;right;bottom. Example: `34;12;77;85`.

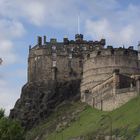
0;0;140;115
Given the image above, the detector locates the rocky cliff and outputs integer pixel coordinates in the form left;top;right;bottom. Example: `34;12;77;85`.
10;79;81;129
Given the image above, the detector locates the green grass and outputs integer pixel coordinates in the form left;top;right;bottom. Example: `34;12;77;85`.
26;96;140;140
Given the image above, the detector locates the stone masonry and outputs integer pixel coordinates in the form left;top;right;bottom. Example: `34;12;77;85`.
81;48;140;111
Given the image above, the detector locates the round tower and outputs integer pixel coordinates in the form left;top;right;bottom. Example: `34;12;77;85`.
81;48;140;93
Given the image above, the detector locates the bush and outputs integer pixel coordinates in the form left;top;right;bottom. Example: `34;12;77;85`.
0;108;25;140
0;108;5;119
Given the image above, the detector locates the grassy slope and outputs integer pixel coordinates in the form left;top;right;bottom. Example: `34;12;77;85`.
26;96;140;140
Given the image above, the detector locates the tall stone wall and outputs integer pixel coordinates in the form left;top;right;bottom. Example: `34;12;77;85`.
81;48;140;111
81;48;140;93
28;48;52;82
28;46;83;83
99;88;137;111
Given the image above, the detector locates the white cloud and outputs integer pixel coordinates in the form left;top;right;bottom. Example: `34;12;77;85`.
85;18;136;46
85;19;113;40
0;5;26;114
0;66;27;115
0;80;20;115
0;19;26;65
120;25;135;43
0;0;79;28
84;2;140;47
0;19;25;39
0;40;17;65
22;1;46;26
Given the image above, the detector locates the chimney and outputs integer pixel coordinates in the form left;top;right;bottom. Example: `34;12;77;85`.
37;36;42;46
44;36;46;44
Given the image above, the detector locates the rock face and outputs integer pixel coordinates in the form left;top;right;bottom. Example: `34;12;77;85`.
10;79;81;129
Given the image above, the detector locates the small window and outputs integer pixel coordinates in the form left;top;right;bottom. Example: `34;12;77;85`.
87;54;90;59
85;90;89;93
97;51;101;55
69;68;73;76
79;60;83;67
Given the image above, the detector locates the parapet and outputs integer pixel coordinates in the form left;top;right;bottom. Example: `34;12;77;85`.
89;48;138;58
37;36;42;46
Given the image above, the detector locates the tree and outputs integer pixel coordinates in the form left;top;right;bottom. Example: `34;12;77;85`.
0;108;25;140
0;108;5;119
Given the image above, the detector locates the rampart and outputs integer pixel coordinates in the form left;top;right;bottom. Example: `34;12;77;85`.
81;47;140;111
81;48;140;93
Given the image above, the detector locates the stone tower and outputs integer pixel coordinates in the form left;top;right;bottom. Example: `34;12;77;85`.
81;46;140;111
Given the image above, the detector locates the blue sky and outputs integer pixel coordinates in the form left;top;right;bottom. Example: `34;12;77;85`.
0;0;140;114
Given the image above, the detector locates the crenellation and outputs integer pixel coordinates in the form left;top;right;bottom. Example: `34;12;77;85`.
37;36;42;46
43;36;46;44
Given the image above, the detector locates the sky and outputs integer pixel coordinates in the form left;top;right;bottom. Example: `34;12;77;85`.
0;0;140;115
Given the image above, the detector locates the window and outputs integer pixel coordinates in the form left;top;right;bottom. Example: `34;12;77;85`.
97;51;101;55
87;54;90;59
79;60;83;67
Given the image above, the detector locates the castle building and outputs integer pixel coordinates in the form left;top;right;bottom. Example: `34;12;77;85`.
27;34;140;111
28;34;105;83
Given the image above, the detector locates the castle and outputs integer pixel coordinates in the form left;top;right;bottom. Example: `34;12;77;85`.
10;34;140;129
28;34;140;111
28;34;105;82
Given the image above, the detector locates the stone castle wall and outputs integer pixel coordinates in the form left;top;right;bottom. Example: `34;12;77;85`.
81;48;140;93
28;47;83;83
81;48;140;111
81;71;138;111
101;88;137;111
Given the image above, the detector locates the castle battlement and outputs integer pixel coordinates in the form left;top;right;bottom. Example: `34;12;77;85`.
29;34;105;52
83;48;138;62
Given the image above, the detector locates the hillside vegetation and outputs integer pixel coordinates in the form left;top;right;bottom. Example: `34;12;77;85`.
26;97;140;140
0;109;25;140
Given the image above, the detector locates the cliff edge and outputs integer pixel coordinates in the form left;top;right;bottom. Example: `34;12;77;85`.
10;79;81;129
